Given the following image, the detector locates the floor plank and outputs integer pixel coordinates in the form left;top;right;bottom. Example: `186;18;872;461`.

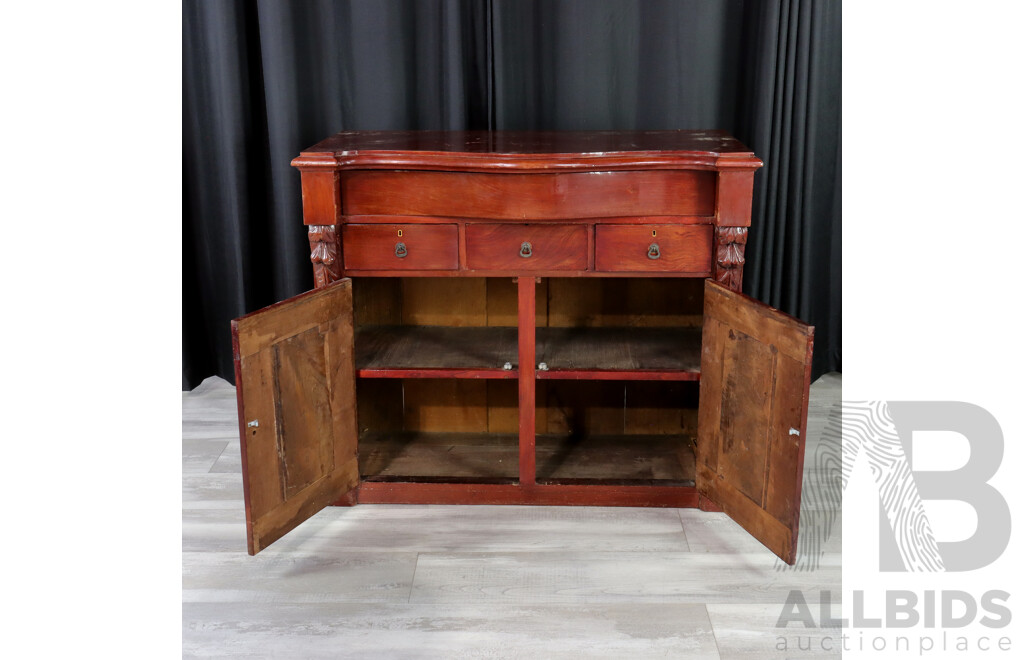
184;504;693;554
409;551;840;605
183;551;419;604
183;602;721;659
706;603;842;659
181;372;842;656
183;439;229;474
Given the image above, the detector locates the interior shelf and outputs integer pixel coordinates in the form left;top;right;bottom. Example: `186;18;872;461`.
360;431;519;482
536;433;695;485
355;325;701;380
356;326;518;378
359;431;695;485
536;327;701;380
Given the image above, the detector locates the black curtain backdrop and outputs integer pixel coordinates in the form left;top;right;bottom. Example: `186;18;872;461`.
183;0;841;389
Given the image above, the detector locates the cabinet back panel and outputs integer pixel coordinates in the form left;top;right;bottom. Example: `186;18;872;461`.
544;278;704;328
354;278;520;328
357;378;518;435
538;381;699;436
536;380;698;484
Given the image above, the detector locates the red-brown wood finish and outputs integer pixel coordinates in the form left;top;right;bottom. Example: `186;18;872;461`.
357;368;518;380
230;322;253;549
232;279;359;555
291;130;761;172
226;131;816;564
518;277;537;486
345;214;713;226
715;170;755;227
594;225;713;273
300;170;340;226
536;369;701;382
341;170;717;219
298;131;761;286
713;227;748;292
342;224;458;271
330;269;714;279
696;280;814;564
466;224;588;271
308;225;342;288
356;481;700;507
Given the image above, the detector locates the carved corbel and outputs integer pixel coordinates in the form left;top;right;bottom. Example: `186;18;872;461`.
308;225;342;288
714;227;747;292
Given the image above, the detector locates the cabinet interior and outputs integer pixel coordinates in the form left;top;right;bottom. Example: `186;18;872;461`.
355;278;519;482
354;277;703;484
536;380;698;485
357;378;520;482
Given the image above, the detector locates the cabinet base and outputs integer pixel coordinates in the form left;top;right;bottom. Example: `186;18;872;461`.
347;481;700;507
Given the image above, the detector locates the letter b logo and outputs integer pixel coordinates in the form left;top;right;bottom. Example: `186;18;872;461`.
876;402;1010;571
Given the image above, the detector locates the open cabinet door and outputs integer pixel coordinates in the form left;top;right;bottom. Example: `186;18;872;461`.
231;279;359;555
697;280;814;564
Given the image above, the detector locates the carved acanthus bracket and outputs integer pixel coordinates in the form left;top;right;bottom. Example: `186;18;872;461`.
714;226;747;291
308;225;342;288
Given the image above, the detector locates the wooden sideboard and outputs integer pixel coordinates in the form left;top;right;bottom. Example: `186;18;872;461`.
232;131;814;563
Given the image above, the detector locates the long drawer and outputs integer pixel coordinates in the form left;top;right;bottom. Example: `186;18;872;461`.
341;170;717;219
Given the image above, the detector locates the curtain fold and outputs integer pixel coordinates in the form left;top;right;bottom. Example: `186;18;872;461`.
737;0;842;378
183;0;841;388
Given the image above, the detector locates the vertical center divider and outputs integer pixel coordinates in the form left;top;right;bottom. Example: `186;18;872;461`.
517;276;537;487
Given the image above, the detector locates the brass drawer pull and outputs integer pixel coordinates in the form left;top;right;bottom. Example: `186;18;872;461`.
520;241;533;258
647;243;661;260
394;242;408;258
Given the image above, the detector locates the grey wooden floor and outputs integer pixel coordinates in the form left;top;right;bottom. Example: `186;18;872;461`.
183;373;841;659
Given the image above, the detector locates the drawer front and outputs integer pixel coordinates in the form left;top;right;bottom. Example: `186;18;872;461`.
341;170;717;219
342;224;458;271
595;225;713;273
465;224;587;271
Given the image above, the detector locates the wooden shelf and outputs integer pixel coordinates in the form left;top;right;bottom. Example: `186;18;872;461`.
536;327;701;380
537;433;695;484
355;325;702;380
359;431;695;485
361;432;519;481
355;326;518;378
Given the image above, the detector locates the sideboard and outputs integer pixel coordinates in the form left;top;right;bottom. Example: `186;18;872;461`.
231;131;814;563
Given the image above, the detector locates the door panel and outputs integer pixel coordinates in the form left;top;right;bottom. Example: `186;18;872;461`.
232;279;359;555
697;280;814;564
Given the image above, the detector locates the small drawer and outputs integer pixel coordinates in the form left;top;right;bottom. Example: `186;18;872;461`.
595;225;713;273
465;224;588;271
342;224;458;271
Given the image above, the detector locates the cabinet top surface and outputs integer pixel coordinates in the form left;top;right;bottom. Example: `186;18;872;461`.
293;130;761;172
